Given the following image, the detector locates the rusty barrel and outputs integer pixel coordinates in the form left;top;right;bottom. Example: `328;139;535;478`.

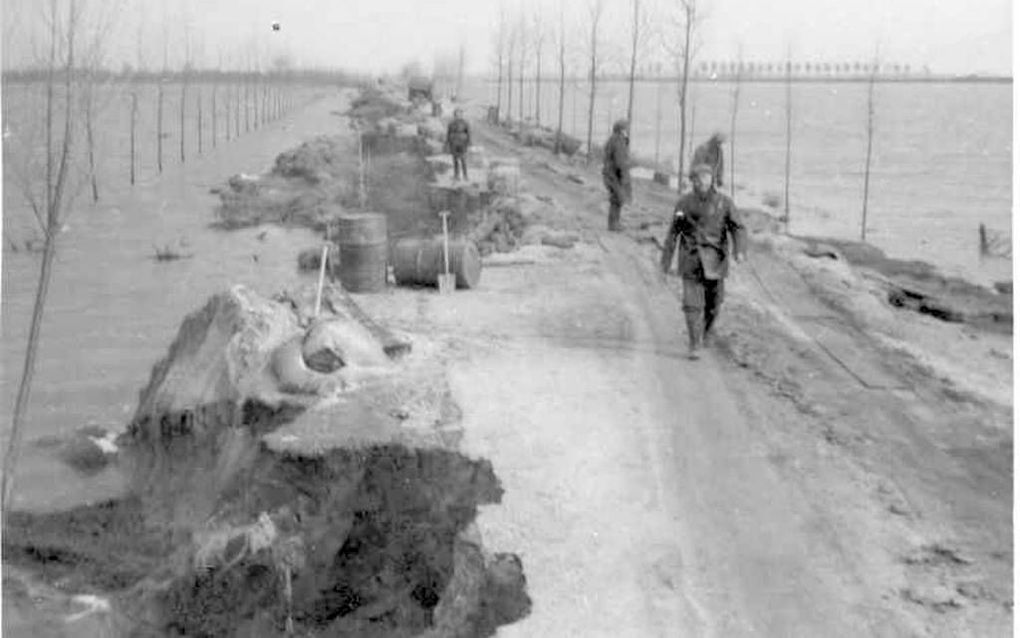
391;237;482;290
333;213;388;293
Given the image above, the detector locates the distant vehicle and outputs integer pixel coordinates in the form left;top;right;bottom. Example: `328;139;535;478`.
408;76;434;102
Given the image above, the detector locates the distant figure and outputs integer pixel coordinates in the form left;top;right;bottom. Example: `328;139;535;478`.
602;119;632;232
692;132;726;189
660;163;747;360
446;108;471;181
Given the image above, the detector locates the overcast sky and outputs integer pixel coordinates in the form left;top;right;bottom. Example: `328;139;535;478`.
2;0;1013;76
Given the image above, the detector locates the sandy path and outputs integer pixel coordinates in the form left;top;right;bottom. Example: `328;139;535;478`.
412;118;1011;636
438;235;904;636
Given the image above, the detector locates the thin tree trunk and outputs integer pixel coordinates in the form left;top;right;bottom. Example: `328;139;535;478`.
518;45;525;123
130;91;137;184
626;0;640;123
688;81;696;159
585;6;601;161
212;84;217;147
85;84;98;202
555;6;566;154
534;38;542;126
157;81;164;172
197;87;204;154
729;50;742;199
654;79;662;166
253;77;259;129
225;82;231;141
235;81;241;138
862;63;876;241
179;81;186;162
496;47;503;121
4;0;75;515
676;13;693;192
507;45;514;125
784;51;793;227
245;76;251;132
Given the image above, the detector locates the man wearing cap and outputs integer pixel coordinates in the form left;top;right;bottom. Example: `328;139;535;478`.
692;132;726;189
602;119;632;231
446;108;472;181
661;163;747;360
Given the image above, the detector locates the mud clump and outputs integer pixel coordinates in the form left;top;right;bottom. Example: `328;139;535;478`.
2;497;170;593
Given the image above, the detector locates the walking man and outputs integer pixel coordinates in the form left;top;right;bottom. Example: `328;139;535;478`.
692;132;726;189
661;163;747;360
446;108;471;181
602;119;632;231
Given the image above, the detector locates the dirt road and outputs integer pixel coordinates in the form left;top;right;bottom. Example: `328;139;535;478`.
358;118;1012;636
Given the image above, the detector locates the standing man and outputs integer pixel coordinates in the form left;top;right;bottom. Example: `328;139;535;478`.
661;163;747;360
692;132;726;189
446;108;472;181
602;119;632;231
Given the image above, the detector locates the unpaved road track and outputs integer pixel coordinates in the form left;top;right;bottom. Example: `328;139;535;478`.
369;120;1011;637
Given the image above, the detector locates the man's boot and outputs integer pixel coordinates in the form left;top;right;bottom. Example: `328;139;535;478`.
703;308;717;347
608;202;621;231
685;312;703;360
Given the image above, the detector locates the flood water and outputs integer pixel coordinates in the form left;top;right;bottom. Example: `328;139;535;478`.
1;85;347;511
468;78;1014;286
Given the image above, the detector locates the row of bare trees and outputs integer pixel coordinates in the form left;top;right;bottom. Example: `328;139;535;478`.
490;0;701;181
0;0;308;514
486;0;882;242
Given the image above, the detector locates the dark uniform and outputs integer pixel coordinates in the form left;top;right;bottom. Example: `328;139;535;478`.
447;114;471;180
602;120;631;231
692;134;725;188
660;172;746;358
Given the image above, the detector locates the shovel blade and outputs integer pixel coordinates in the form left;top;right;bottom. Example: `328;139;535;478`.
437;274;456;294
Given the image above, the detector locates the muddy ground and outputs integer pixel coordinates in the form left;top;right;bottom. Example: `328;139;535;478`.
3;86;1012;637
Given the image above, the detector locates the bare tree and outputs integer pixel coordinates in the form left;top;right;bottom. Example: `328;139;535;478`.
4;0;82;514
531;7;547;125
626;0;656;124
585;0;606;160
729;46;742;199
157;7;169;173
79;1;121;201
507;21;516;124
861;48;879;241
517;9;526;123
669;0;699;191
784;45;793;227
494;3;508;121
456;42;466;100
554;2;567;154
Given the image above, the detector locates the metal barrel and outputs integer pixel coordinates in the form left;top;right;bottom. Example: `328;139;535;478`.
391;237;482;290
334;213;388;293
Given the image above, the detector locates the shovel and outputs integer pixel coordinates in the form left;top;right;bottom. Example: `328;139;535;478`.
438;210;456;294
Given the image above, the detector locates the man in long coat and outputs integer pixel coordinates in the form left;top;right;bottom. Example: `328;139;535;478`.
602;119;632;231
446;108;471;181
692;132;726;189
661;163;747;359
